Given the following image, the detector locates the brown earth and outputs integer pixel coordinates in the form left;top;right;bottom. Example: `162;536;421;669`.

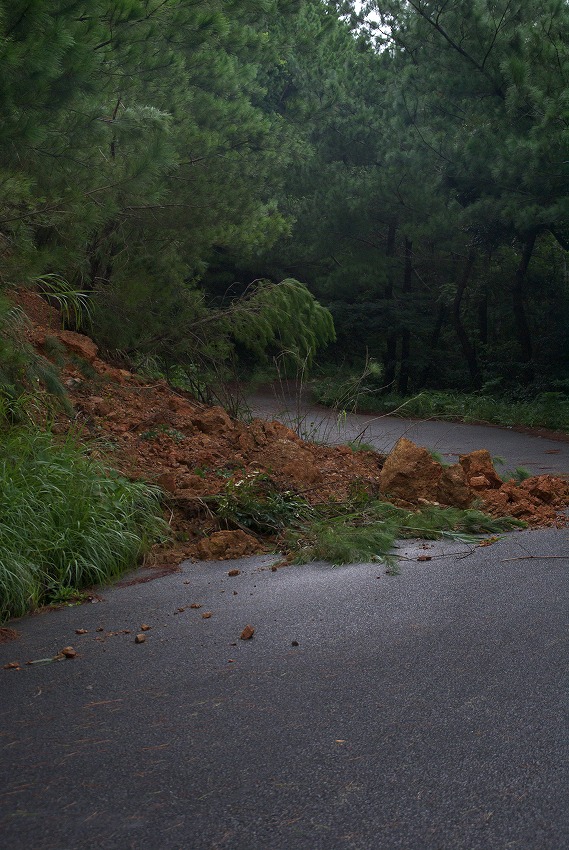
12;289;569;567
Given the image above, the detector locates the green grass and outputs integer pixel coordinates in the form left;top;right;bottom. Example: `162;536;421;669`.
346;440;376;453
0;426;169;622
312;384;569;433
215;473;314;534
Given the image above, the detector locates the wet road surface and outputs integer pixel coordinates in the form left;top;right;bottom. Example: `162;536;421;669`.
1;405;568;850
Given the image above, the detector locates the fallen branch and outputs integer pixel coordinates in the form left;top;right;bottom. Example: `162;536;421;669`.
501;555;568;562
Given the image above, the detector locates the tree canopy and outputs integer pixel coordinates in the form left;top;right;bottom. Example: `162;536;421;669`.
1;0;567;398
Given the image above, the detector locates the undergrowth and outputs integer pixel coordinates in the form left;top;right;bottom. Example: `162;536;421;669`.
0;294;71;421
211;474;525;567
311;383;569;433
0;426;169;623
215;473;313;534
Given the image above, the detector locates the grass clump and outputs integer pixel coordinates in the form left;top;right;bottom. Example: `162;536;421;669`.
346;440;376;453
511;466;532;483
0;295;72;422
0;426;169;623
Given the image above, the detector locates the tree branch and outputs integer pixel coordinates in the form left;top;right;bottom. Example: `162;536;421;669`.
406;0;505;99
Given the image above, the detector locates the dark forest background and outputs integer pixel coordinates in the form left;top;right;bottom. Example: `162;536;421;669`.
1;0;568;405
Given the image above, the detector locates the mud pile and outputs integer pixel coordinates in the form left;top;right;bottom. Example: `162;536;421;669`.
15;289;569;565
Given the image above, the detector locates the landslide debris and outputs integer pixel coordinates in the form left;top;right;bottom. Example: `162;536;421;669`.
379;439;567;526
14;289;569;566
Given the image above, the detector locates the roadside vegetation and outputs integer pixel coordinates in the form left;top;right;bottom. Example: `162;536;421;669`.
0;296;168;624
0;425;168;623
312;376;569;433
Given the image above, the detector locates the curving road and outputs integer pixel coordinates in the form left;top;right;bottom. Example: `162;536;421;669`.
248;388;569;478
1;404;568;850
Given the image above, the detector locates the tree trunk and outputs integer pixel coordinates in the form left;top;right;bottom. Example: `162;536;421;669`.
84;220;117;293
383;221;398;391
512;232;536;363
397;237;413;394
453;250;481;388
418;303;446;388
478;289;488;347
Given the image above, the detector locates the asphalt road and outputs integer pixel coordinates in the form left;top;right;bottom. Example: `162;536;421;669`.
1;412;568;850
248;389;569;478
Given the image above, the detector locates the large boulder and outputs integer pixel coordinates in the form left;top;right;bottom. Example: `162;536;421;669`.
519;474;568;506
459;450;503;489
436;463;473;508
197;530;262;560
379;438;442;503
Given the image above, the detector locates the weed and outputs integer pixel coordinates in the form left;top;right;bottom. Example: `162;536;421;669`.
139;425;186;443
265;352;382;445
215;473;314;535
346;440;376;453
309;356;385;412
428;449;450;466
193;465;241;480
86;435;119;455
42;335;67;367
47;586;88;607
0;294;71;421
69;353;98;380
215;467;237;479
512;466;532;483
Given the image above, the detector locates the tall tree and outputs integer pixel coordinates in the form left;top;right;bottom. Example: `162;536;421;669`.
369;0;569;371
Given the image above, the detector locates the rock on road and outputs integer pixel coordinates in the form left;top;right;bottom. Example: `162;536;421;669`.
1;408;568;850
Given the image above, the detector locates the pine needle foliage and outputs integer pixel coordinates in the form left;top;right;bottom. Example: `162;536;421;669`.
228;279;335;367
287;501;524;566
212;474;525;567
288;520;398;567
0;426;169;623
